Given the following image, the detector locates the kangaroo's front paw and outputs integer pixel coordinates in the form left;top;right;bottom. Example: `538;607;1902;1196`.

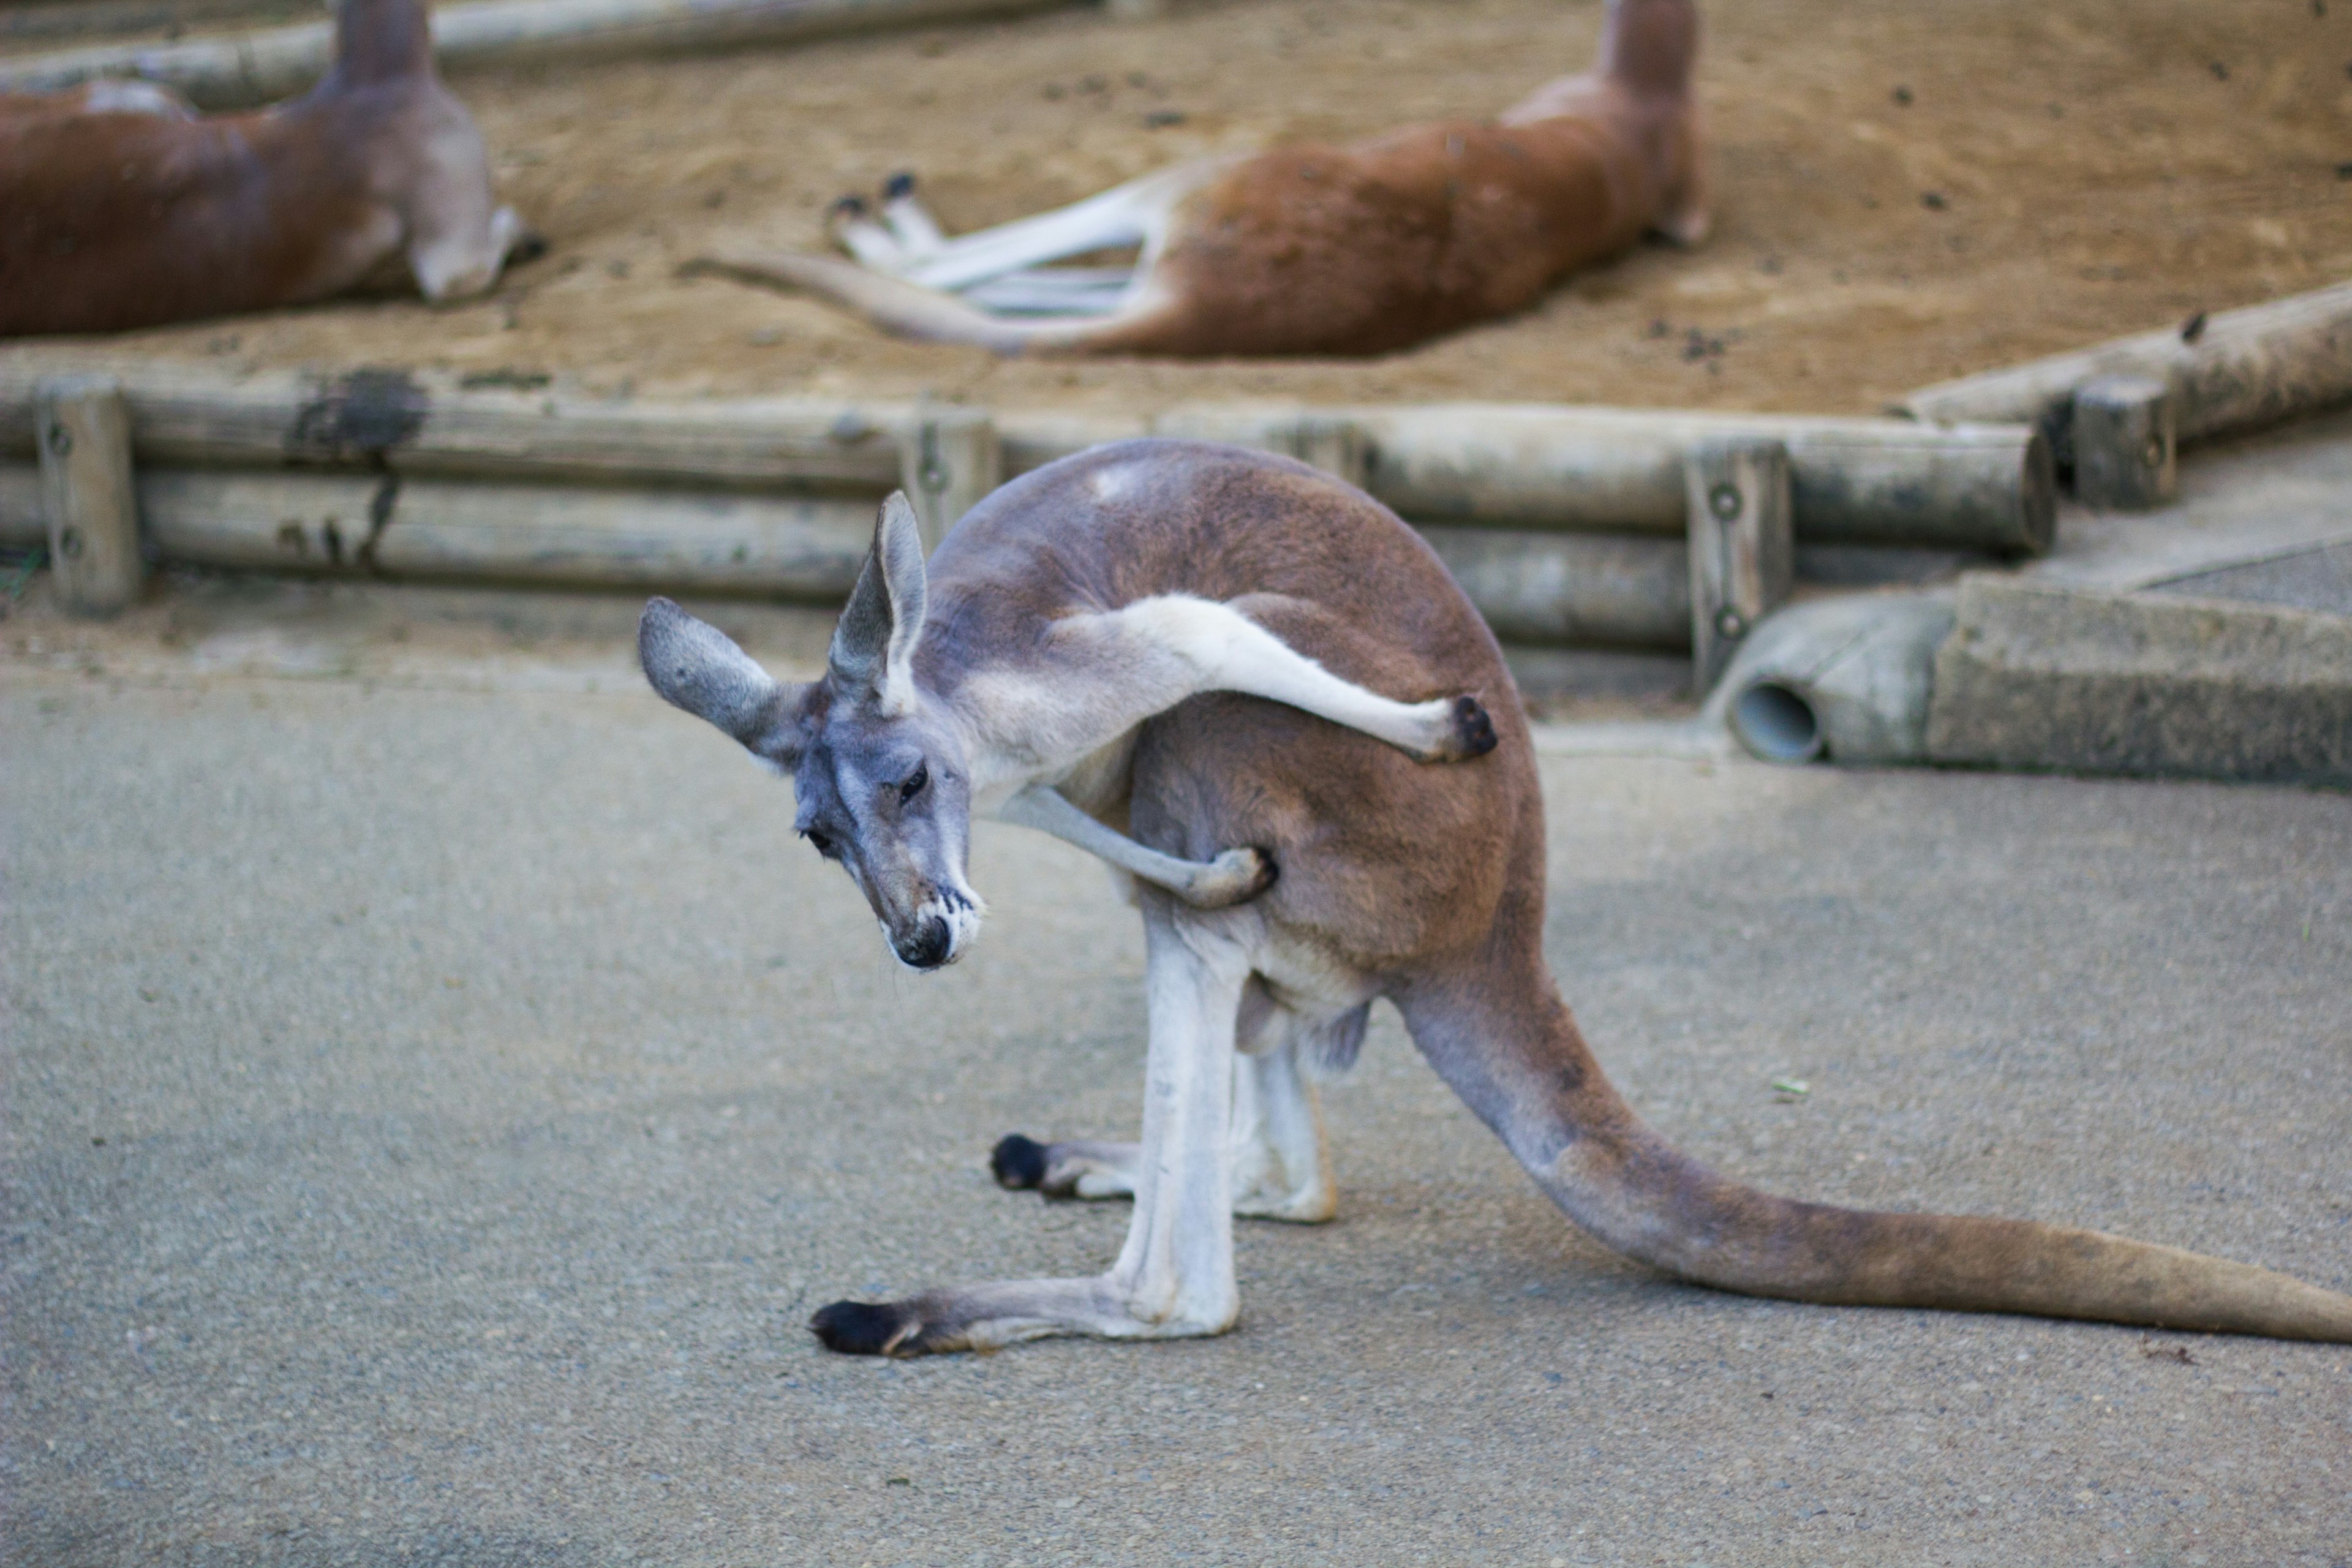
1182;846;1278;908
1415;694;1498;762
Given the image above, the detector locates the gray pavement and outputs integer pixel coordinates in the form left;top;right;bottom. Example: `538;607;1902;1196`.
4;585;2350;1567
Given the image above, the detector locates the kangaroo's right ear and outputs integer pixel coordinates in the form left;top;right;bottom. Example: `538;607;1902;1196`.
638;597;809;766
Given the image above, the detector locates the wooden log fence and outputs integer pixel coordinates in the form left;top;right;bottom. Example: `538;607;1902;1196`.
0;363;2055;665
0;0;1090;108
1898;279;2352;498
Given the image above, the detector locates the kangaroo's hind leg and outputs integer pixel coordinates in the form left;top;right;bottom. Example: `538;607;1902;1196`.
992;1003;1360;1224
1042;594;1498;764
812;895;1250;1355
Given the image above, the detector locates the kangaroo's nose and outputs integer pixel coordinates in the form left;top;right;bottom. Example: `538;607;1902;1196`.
899;916;952;970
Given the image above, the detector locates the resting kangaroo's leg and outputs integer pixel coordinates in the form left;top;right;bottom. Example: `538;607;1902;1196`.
840;164;1212;293
1005;595;1496;768
997;784;1274;908
810;897;1248;1355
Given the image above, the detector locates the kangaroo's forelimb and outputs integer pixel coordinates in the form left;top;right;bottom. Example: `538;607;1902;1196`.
997;785;1273;909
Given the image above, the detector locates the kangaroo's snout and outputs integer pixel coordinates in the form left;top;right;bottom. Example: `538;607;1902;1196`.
896;915;954;971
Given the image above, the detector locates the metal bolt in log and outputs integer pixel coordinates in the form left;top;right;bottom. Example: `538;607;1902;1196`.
897;405;1001;555
1683;437;1793;692
2070;374;2177;510
35;375;142;615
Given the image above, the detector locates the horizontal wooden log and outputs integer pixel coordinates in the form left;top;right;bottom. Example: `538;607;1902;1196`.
0;0;312;48
0;364;913;491
998;402;2054;554
0;0;1074;107
1;459;1700;648
0;363;2047;553
1898;280;2352;446
1414;526;1690;651
0;462;872;597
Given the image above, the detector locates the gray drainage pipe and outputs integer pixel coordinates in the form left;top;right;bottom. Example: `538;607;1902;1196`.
1701;592;1957;766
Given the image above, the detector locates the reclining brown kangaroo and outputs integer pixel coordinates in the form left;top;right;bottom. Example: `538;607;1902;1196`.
640;441;2352;1355
0;0;527;337
690;0;1706;357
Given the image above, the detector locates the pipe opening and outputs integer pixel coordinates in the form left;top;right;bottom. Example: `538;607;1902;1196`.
1732;680;1823;764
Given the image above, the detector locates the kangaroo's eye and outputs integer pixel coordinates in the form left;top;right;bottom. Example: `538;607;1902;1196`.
899;763;929;803
802;828;834;858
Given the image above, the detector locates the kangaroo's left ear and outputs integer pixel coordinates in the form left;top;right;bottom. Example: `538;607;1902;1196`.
828;491;928;716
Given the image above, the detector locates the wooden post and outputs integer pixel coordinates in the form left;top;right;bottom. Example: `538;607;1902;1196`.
35;375;142;615
1286;416;1370;490
2071;374;2176;510
897;404;1001;555
1684;437;1792;692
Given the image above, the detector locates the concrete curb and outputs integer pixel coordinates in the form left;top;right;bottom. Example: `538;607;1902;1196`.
1923;574;2352;788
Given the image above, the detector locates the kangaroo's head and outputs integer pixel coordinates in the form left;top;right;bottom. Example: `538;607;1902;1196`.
638;494;983;971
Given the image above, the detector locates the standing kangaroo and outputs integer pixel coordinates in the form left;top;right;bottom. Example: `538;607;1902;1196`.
0;0;527;337
688;0;1706;357
641;442;2352;1355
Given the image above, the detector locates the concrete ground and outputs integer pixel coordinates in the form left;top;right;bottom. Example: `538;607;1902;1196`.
3;582;2349;1567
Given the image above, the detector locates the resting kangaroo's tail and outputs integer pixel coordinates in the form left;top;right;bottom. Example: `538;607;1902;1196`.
334;0;434;86
1399;956;2352;1341
679;251;1187;357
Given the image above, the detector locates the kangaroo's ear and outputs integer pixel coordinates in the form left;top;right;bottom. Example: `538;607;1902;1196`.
827;491;927;716
639;597;809;765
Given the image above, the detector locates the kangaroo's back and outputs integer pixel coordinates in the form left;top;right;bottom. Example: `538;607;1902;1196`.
923;440;1540;969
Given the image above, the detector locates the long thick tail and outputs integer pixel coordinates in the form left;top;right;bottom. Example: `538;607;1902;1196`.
335;0;433;85
1398;965;2352;1341
680;250;1183;357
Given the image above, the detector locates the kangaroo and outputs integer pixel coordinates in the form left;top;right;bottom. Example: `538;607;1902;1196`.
641;442;2352;1355
686;0;1706;358
0;0;529;337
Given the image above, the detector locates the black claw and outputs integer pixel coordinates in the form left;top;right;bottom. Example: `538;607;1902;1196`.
991;1133;1049;1190
827;193;869;219
1452;695;1499;758
509;230;551;266
810;1298;911;1355
883;170;918;200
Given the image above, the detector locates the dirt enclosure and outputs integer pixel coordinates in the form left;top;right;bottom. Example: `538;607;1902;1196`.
4;0;2350;415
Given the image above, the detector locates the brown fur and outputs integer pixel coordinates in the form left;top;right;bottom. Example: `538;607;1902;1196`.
0;0;518;337
699;0;1703;358
947;443;2352;1340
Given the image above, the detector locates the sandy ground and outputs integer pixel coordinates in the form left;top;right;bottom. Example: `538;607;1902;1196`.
4;0;2350;416
4;587;2350;1566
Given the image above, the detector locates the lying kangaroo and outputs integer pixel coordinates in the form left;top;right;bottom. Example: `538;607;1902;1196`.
0;0;527;337
688;0;1706;357
641;442;2352;1355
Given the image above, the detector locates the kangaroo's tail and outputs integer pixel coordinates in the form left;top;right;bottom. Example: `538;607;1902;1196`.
334;0;434;86
680;250;1186;358
1598;0;1700;97
1399;968;2352;1341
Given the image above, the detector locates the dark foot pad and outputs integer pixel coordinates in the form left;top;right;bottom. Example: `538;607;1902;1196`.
827;193;869;219
810;1298;916;1355
991;1133;1049;1190
1450;695;1499;759
883;170;918;200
